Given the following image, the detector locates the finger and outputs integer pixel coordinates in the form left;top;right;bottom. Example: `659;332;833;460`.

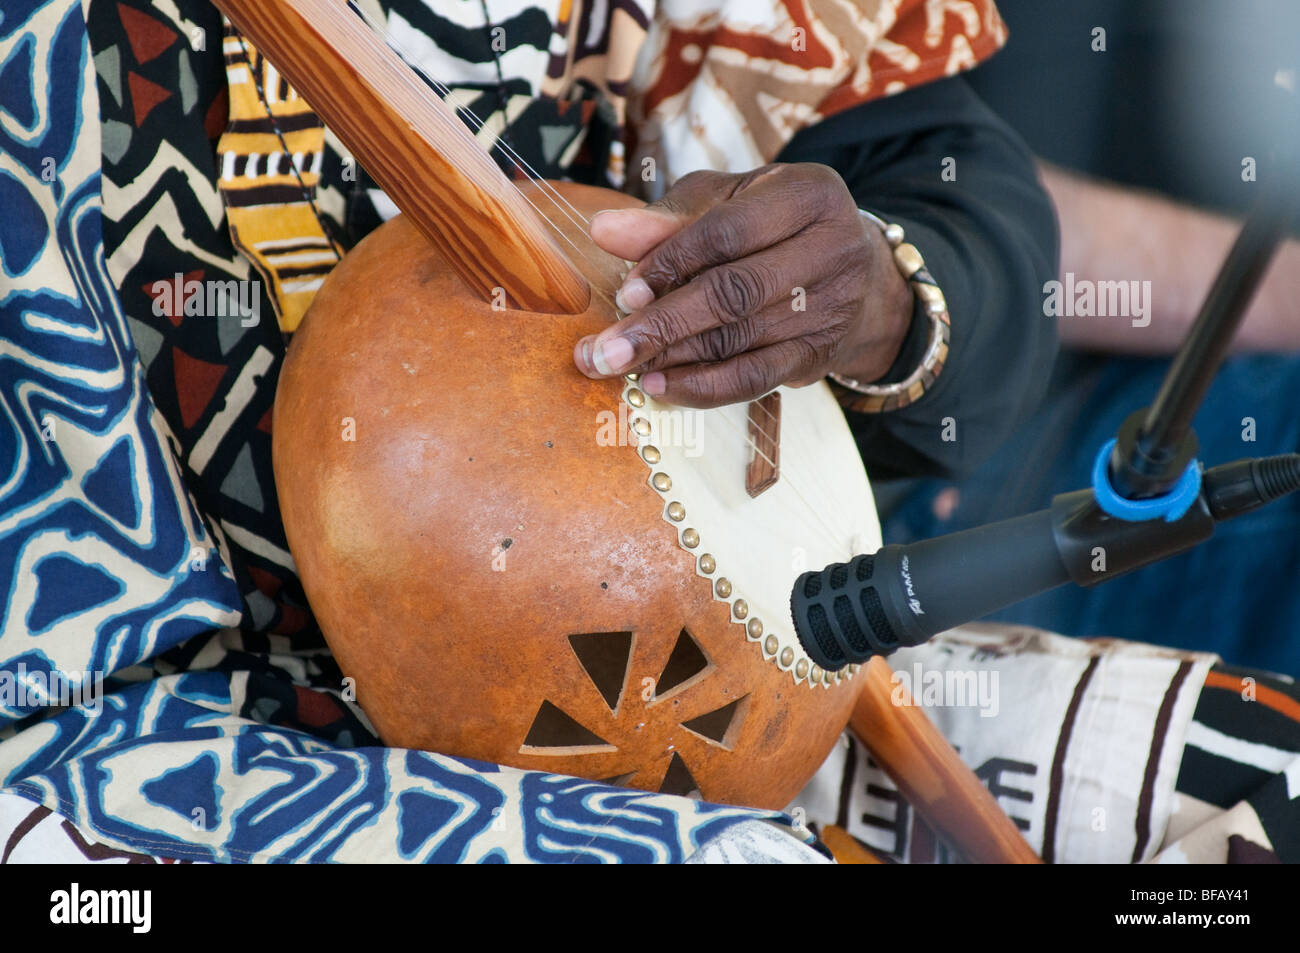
631;238;860;373
626;170;816;303
634;298;814;373
641;338;829;409
588;207;681;264
574;244;795;378
587;169;744;263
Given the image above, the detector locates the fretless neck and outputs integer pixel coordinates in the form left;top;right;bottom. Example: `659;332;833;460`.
213;0;590;314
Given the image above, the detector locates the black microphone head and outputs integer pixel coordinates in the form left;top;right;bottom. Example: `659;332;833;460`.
794;507;1077;669
790;551;900;670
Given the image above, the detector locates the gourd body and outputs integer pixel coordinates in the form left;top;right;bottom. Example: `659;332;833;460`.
273;183;868;808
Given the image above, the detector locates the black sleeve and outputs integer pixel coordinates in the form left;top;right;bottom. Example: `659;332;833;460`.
776;75;1059;481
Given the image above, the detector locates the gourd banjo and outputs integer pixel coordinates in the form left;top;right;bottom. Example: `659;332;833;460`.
215;0;1037;862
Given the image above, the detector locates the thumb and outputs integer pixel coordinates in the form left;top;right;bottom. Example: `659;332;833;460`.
588;169;744;261
588;206;683;261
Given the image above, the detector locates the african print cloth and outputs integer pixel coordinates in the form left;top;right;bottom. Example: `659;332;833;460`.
0;0;816;864
0;792;828;864
218;0;1009;331
6;0;1295;865
0;0;1006;863
340;0;1009;193
798;626;1300;863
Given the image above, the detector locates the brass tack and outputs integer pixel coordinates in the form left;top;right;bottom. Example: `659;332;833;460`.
732;599;748;620
666;501;685;521
633;417;651;436
681;528;700;548
779;647;794;668
746;617;763;639
627;388;645;407
811;665;823;684
698;553;716;574
642;446;661;464
795;659;809;679
763;635;778;656
715;577;732;599
824;669;836;685
625;372;640;382
651;472;671;492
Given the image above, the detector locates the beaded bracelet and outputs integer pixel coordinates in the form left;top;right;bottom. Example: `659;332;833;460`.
827;209;951;413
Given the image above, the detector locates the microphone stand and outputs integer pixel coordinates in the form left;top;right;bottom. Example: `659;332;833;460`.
1030;170;1299;601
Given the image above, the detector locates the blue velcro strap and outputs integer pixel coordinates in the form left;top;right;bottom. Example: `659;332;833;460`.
1091;438;1202;522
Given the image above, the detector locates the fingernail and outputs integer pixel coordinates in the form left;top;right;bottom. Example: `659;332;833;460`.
642;371;666;396
591;208;633;242
577;337;595;374
594;208;638;227
592;335;635;375
616;277;654;313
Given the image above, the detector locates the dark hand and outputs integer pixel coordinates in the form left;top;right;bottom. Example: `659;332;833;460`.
573;163;914;408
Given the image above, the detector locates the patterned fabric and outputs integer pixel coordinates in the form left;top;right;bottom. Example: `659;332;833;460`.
798;625;1217;863
0;0;810;863
683;818;832;864
1156;666;1300;863
7;0;1297;867
5;672;801;863
631;0;1007;192
796;626;1300;864
86;0;307;650
306;0;1007;249
0;786;825;864
215;24;340;333
0;793;186;863
0;0;242;725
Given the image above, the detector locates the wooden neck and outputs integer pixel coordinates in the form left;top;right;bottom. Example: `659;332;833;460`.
213;0;590;314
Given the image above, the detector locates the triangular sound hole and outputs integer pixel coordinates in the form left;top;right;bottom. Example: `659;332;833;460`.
655;628;710;698
568;631;633;712
659;752;701;798
522;701;612;749
681;695;748;748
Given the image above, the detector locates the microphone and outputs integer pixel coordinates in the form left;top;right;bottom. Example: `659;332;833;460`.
790;454;1300;670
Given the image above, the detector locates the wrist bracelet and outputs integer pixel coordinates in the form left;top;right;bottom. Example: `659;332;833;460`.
827;209;951;413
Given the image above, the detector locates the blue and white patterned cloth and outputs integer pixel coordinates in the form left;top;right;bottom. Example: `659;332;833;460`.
0;0;815;864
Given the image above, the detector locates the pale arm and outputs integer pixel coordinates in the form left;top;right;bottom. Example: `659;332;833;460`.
1043;163;1300;354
